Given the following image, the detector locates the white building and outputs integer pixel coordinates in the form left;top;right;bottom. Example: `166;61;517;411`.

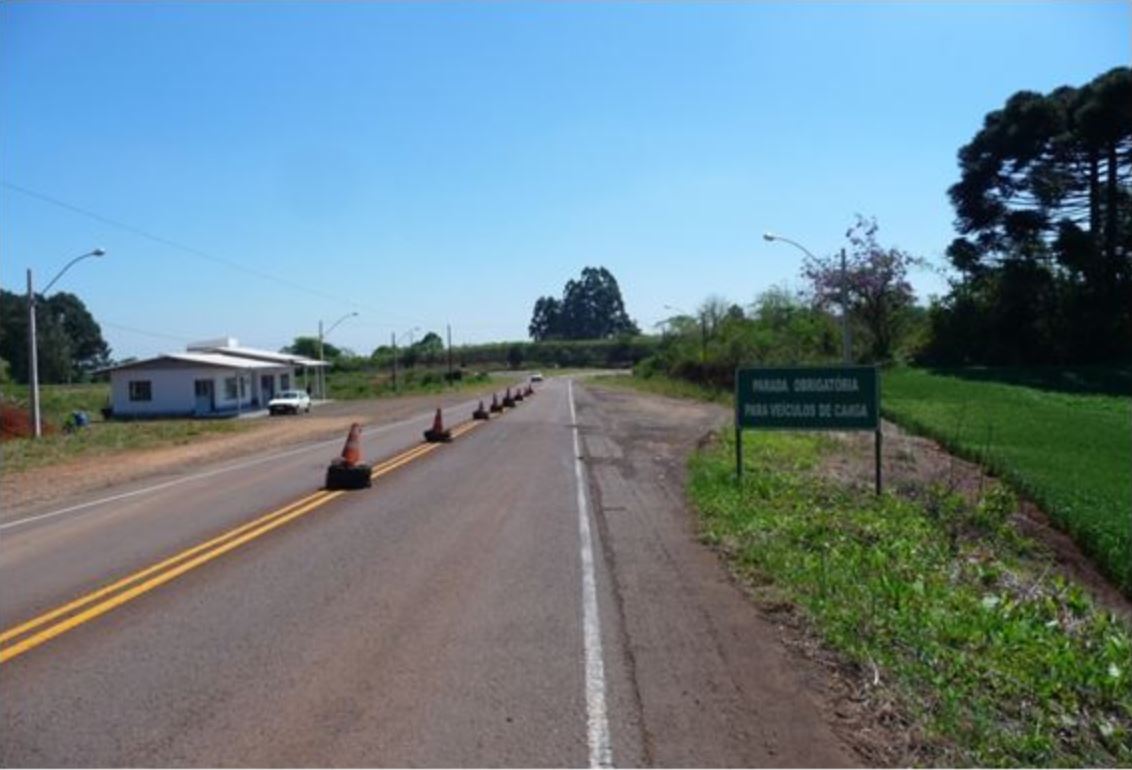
98;338;326;418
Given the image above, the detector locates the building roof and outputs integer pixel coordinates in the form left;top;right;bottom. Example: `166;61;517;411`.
95;352;290;375
190;345;326;368
95;335;328;375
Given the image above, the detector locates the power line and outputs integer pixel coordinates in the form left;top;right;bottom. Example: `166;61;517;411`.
1;180;430;325
99;320;196;344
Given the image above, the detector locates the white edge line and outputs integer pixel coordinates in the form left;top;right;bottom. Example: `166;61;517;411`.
569;378;614;769
1;401;481;531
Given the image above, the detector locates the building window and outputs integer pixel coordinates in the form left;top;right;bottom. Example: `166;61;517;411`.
281;373;290;390
128;381;152;402
222;376;248;400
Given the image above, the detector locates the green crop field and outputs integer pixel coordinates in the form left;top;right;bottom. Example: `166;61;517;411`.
881;366;1132;593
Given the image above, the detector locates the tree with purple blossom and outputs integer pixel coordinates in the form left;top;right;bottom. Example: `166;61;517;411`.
801;215;920;361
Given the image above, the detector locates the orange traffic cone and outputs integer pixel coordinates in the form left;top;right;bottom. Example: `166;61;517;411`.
340;422;363;466
514;386;525;402
473;400;489;420
326;423;372;489
489;393;503;413
502;387;516;408
424;407;452;442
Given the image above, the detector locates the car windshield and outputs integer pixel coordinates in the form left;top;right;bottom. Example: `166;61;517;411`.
277;391;302;399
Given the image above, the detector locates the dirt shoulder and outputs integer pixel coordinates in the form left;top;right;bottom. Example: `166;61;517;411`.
574;382;859;767
1;385;508;518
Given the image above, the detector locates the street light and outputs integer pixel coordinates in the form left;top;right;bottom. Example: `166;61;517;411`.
663;304;708;362
390;326;419;393
27;248;106;438
317;311;358;401
763;232;852;363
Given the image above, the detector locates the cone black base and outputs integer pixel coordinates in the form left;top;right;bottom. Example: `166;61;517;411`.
326;462;372;490
424;429;452;443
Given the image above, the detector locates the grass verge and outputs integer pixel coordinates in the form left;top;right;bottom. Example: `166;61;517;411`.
882;366;1132;594
1;383;256;473
1;416;253;474
692;429;1132;766
597;373;732;406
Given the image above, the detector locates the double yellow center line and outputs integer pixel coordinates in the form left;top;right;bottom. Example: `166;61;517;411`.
0;415;493;664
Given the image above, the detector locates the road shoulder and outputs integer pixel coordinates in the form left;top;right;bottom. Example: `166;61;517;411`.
574;380;859;767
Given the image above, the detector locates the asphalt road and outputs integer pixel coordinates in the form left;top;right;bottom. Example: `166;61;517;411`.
0;378;853;767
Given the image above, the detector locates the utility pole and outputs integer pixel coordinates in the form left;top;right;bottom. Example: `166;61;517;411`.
700;312;707;363
840;247;852;364
317;319;325;400
446;324;453;380
391;331;398;392
27;270;41;438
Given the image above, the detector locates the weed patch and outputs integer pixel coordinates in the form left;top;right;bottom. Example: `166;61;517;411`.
882;366;1132;594
690;430;1132;766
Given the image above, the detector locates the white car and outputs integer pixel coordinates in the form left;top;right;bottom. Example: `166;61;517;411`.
530;372;544;382
268;389;311;415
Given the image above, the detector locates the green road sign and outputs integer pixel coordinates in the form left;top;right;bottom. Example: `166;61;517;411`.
735;366;879;431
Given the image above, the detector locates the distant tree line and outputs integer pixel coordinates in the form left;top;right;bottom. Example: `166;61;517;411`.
370;331;445;369
287;328;653;377
455;337;657;370
636;286;927;391
366;336;657;372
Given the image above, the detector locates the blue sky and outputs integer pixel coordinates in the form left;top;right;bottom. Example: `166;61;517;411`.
2;1;1128;359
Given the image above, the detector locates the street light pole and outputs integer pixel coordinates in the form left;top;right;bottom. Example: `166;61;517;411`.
318;311;358;402
839;247;851;363
391;331;398;392
763;232;852;364
701;312;707;363
27;248;106;438
391;326;419;394
27;270;40;437
447;324;453;380
663;304;707;363
317;319;324;400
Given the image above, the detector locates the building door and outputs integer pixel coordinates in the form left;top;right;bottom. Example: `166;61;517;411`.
261;374;275;402
194;379;215;415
